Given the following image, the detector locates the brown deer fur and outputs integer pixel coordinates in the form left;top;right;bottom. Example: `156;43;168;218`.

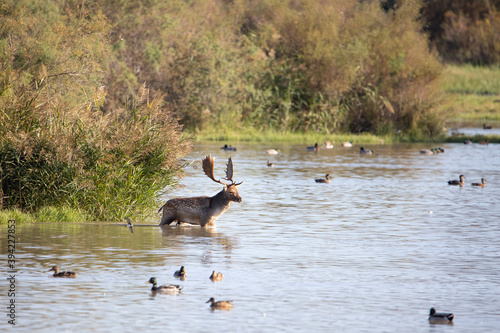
158;155;242;227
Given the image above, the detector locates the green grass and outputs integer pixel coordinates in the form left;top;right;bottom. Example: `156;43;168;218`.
442;64;500;95
0;209;36;224
191;128;393;144
440;64;500;124
0;206;92;224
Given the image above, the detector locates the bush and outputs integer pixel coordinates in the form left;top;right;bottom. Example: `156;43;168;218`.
99;0;444;137
0;1;191;221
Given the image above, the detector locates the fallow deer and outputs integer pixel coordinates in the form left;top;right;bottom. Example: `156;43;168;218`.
158;155;243;227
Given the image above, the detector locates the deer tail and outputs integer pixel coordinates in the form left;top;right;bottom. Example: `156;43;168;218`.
158;203;166;213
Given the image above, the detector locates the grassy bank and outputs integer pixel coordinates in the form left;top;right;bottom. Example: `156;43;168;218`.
191;125;500;144
440;65;500;125
191;128;393;144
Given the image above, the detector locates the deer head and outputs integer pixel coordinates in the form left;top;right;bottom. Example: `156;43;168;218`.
202;155;242;202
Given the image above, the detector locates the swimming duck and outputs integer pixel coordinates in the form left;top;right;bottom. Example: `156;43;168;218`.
463;139;473;145
323;140;334;149
315;174;331;183
265;149;280;155
174;266;187;279
483;123;492;129
359;147;373;155
342;141;353;147
428;307;454;324
420;147;445;155
471;178;486;187
206;297;234;310
420;149;433;155
209;270;224;281
220;144;237;151
147;277;182;294
48;266;77;278
267;160;274;167
448;174;465;186
126;217;134;234
478;139;489;145
306;143;319;152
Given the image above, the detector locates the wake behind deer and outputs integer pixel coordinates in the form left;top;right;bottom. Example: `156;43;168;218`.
158;155;243;227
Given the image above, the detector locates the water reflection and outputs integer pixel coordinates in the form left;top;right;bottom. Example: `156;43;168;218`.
160;224;237;255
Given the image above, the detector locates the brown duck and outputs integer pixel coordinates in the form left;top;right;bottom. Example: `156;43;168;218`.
49;266;77;278
315;174;331;183
471;178;486;187
206;297;234;310
448;175;465;186
209;270;224;281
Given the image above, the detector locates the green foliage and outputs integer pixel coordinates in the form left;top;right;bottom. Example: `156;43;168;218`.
0;208;35;224
36;206;90;222
98;0;444;138
0;1;192;221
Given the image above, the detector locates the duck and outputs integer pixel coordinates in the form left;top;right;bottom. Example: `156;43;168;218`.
478;139;489;145
420;147;445;155
206;297;234;310
483;123;492;129
306;143;319;152
173;266;187;279
48;266;77;278
342;141;353;147
209;270;224;281
267;160;274;167
315;174;331;183
463;139;473;145
265;149;280;155
147;277;182;294
428;307;454;324
448;174;465;186
126;217;134;234
359;147;373;155
471;178;486;187
420;149;434;155
323;140;334;149
220;144;237;151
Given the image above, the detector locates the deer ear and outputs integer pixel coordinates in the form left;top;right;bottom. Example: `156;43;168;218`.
235;181;243;188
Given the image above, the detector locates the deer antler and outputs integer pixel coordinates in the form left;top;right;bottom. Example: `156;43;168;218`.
224;157;234;182
202;155;229;185
224;157;243;186
202;155;242;186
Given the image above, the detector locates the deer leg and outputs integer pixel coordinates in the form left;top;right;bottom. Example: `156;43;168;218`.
159;213;177;226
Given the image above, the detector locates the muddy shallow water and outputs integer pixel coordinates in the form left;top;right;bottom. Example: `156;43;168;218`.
1;141;499;332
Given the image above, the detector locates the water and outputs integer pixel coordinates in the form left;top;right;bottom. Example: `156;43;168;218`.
1;141;499;332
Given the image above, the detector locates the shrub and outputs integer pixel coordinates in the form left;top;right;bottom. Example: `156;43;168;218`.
0;1;191;221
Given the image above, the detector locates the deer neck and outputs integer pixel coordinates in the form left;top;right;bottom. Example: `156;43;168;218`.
210;188;232;210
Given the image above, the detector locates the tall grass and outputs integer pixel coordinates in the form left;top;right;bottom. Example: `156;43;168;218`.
439;65;500;123
0;2;192;222
442;65;500;95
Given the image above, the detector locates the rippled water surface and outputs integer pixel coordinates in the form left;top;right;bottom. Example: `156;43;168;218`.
1;141;499;332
